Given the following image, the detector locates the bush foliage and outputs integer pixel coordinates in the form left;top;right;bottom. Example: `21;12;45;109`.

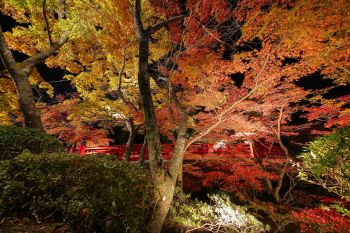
0;125;63;160
292;207;350;233
0;151;154;233
170;191;269;233
298;126;350;201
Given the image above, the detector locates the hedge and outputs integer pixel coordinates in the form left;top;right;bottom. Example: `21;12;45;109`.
0;151;154;233
0;125;63;160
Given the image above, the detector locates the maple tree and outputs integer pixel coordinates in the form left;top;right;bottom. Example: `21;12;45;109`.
149;0;349;220
0;0;69;131
61;1;139;158
133;0;350;230
1;0;141;144
36;0;174;161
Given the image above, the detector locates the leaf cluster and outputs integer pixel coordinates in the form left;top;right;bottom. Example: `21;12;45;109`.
292;207;350;233
0;76;19;124
170;190;269;233
298;126;350;200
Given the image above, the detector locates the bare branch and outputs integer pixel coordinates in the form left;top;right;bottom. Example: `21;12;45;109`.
47;80;70;83
165;32;187;140
134;0;185;36
33;86;43;102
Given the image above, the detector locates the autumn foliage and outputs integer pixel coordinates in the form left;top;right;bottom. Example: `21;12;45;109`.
40;96;109;145
292;208;350;233
0;0;349;232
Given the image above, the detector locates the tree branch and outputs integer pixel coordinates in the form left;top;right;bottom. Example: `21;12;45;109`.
196;18;239;53
116;47;128;101
21;31;68;74
0;71;12;80
273;106;290;202
0;24;18;75
112;43;139;112
58;0;67;20
134;0;185;36
276;106;289;157
149;15;186;34
184;45;279;151
43;0;53;45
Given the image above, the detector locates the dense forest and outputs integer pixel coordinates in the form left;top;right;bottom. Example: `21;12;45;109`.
0;0;349;232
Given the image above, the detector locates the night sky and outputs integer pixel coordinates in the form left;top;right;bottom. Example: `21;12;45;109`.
0;14;75;101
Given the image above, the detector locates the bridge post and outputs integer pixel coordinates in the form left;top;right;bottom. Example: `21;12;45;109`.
78;145;86;156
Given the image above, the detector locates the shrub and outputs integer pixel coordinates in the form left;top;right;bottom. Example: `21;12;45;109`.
170;191;269;233
292;207;350;233
183;157;280;199
0;125;63;160
0;151;154;233
298;127;350;201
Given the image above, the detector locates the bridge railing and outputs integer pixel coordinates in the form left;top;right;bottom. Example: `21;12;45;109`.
72;141;288;161
73;142;283;161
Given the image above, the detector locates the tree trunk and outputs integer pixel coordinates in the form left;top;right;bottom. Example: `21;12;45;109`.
134;1;186;231
0;25;44;131
273;107;289;203
264;107;290;203
139;136;147;165
137;34;168;233
135;12;167;232
177;160;183;189
148;116;188;233
249;140;255;157
13;72;45;131
123;118;136;161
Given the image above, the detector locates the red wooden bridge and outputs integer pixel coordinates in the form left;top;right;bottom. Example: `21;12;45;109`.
73;143;285;162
